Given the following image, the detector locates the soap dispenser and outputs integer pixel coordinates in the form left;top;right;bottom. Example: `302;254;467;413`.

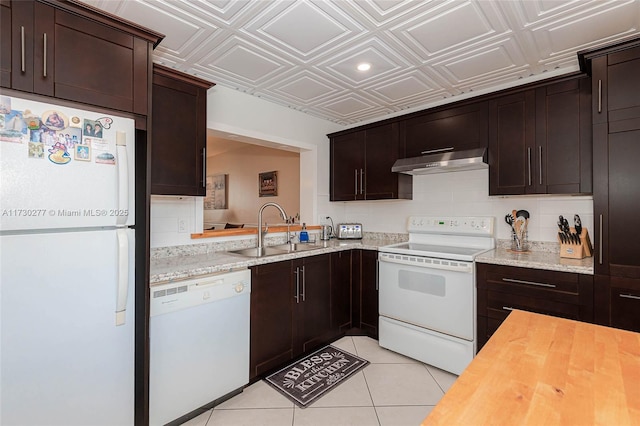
299;223;309;243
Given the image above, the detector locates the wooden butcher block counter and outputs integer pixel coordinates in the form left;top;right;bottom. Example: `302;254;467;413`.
423;310;640;426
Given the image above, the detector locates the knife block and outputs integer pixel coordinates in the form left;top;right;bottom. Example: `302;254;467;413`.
559;228;593;259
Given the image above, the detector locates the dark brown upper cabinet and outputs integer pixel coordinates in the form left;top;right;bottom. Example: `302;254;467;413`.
589;43;640;129
489;74;592;196
151;65;214;196
534;78;592;194
1;1;12;88
583;42;640;279
579;36;640;331
402;101;488;158
2;0;161;116
488;90;536;195
329;122;411;201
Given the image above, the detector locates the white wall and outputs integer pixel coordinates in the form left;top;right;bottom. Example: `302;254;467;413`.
204;145;300;227
151;84;594;248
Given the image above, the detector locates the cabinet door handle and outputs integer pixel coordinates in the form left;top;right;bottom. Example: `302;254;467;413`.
354;169;358;196
421;147;453;155
294;267;300;304
502;306;515;312
538;146;542;185
21;26;26;73
360;169;364;195
527;147;532;186
202;148;206;188
598;80;602;113
620;293;640;300
375;258;379;291
502;278;556;288
300;265;306;302
43;33;47;78
599;214;603;265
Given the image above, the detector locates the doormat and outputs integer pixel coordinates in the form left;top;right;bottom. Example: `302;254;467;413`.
264;345;369;408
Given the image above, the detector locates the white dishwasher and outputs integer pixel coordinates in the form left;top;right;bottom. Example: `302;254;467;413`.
149;269;251;426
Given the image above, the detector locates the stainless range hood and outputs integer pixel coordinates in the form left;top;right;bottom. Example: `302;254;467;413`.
391;147;488;175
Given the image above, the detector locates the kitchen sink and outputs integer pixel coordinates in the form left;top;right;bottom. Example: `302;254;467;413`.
227;243;325;258
270;243;324;253
227;247;289;258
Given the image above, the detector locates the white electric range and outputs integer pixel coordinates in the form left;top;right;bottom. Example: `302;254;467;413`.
378;216;495;375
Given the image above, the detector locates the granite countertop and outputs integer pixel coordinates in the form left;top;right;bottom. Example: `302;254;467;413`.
151;237;595;285
476;245;594;275
150;236;401;285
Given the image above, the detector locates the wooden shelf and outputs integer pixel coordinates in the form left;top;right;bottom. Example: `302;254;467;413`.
191;224;321;239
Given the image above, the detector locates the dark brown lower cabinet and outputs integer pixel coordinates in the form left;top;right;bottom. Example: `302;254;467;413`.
352;250;379;339
250;249;380;380
330;250;352;336
249;260;295;380
594;274;640;333
294;255;333;355
249;254;332;380
476;263;593;351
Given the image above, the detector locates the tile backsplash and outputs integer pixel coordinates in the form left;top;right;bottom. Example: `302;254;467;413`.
329;169;593;243
153;169;594;248
151;196;203;248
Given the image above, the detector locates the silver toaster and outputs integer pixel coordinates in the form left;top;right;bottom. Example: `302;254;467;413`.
336;223;363;240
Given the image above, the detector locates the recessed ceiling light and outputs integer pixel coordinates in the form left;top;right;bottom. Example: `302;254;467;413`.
357;63;371;71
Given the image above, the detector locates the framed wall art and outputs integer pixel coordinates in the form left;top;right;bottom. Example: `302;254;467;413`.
259;171;277;197
204;174;228;209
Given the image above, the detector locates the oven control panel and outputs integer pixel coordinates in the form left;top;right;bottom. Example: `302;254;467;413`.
407;216;494;236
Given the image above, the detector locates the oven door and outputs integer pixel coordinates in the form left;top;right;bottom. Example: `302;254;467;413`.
378;252;475;341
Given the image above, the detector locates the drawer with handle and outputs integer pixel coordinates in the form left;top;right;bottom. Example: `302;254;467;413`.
484;266;579;295
485;289;581;321
609;276;640;333
476;263;594;351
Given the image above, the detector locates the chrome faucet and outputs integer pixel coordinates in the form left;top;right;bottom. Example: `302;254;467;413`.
258;202;288;253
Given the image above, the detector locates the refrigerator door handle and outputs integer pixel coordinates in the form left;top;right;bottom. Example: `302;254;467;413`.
115;229;129;326
115;131;128;226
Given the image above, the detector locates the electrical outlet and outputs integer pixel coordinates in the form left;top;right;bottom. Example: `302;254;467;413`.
178;218;187;233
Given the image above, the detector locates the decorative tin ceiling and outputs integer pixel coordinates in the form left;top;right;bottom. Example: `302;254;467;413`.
86;0;640;125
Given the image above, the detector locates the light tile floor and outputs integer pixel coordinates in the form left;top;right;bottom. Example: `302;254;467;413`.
182;336;458;426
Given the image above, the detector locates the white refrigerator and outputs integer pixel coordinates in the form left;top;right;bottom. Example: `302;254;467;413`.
0;94;136;425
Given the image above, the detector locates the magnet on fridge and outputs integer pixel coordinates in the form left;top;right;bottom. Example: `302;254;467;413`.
95;117;113;129
69;116;82;128
28;142;45;159
48;141;71;165
74;144;91;161
41;110;68;131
